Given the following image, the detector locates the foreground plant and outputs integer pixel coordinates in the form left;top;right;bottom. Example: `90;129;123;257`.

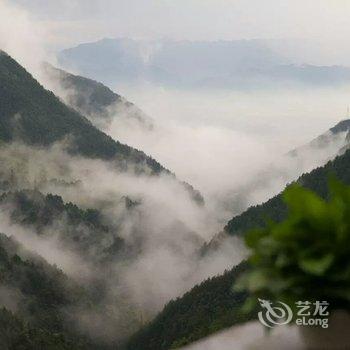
236;179;350;313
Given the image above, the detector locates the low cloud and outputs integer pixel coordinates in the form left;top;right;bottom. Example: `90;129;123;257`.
102;84;350;221
0;140;246;323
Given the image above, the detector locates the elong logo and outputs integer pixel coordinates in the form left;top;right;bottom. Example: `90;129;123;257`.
258;299;293;328
258;299;329;329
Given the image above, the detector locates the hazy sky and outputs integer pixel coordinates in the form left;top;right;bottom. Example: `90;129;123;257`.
8;0;350;50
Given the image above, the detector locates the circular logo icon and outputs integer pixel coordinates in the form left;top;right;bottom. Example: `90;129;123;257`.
258;298;293;328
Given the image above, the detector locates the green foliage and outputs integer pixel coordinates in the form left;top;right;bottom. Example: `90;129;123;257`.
236;179;350;311
125;262;254;350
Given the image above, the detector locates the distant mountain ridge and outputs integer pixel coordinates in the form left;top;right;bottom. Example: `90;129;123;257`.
58;38;287;87
58;38;350;89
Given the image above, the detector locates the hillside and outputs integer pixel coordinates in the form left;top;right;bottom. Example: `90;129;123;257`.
212;117;350;229
0;233;96;349
43;63;152;129
0;307;84;350
0;187;143;348
5;46;350;350
127;138;350;349
288;118;350;157
225;147;350;236
125;262;253;350
0;51;214;349
0;51;202;203
0;51;158;171
0;190;126;264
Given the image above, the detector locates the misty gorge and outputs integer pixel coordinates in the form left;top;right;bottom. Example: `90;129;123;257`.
1;1;350;349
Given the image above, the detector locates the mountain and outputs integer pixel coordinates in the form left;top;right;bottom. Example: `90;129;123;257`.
0;51;157;170
213;119;350;243
0;51;203;203
58;38;350;89
225;147;350;237
214;118;350;226
6;46;350;349
288;118;350;158
127;132;350;348
0;50;214;348
0;190;126;264
0;233;96;349
125;262;253;350
194;64;350;90
0;188;142;348
42;63;153;130
57;38;287;88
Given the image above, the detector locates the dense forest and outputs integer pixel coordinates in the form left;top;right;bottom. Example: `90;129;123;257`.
0;190;127;263
0;189;143;349
0;233;99;349
125;262;254;350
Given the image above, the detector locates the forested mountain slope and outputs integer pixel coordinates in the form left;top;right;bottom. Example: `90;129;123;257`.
0;51;202;203
128;136;350;349
0;188;142;349
43;63;152;129
0;233;99;349
125;262;252;350
0;51;158;172
288;118;350;157
0;190;126;263
0;50;212;349
225;147;350;236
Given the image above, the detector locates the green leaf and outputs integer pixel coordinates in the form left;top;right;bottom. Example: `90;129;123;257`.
284;185;327;220
246;270;270;292
241;297;258;314
299;254;334;276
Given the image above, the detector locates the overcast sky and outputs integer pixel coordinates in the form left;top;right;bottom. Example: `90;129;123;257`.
7;0;350;47
1;0;350;67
